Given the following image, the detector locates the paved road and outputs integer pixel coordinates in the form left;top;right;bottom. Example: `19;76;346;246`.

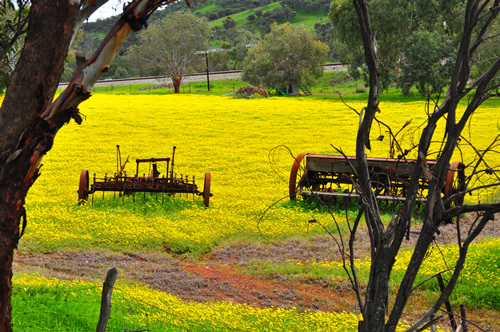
58;63;345;89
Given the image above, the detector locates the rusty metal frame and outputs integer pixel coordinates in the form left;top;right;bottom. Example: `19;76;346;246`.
289;153;465;205
79;146;212;207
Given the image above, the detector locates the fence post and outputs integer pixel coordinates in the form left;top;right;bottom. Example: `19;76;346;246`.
96;267;118;332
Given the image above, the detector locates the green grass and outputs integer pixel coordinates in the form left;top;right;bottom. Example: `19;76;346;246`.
244;259;367;287
81;78;249;96
71;71;500;109
13;283;130;331
193;2;219;15
11;280;187;331
289;9;328;30
243;237;500;309
208;2;328;33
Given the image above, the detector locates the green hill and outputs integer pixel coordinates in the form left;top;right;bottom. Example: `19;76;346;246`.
85;0;330;36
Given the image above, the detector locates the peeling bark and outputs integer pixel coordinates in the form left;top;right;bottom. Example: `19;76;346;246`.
0;0;181;329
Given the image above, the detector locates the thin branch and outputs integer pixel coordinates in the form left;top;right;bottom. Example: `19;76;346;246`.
405;211;496;332
436;308;490;332
410;267;456;293
443;182;500;207
348;208;366;314
256;195;289;244
442;202;500;220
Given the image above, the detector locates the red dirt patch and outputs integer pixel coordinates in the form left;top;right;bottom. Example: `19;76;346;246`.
181;261;359;313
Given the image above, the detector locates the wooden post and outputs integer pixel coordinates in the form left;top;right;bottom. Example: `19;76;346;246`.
96;268;118;332
205;50;210;91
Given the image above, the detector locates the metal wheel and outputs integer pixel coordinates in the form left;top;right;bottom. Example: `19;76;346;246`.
289;152;309;200
78;169;90;203
443;161;466;208
203;172;211;207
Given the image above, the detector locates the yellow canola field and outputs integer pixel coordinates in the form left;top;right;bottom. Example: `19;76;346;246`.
17;94;499;252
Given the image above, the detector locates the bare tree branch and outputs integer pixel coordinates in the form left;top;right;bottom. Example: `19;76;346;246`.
406;211;496;332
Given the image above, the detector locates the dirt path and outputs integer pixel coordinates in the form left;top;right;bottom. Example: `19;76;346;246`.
13;218;500;330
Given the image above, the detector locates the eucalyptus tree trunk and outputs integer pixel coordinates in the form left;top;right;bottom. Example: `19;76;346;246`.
0;2;81;329
0;0;180;329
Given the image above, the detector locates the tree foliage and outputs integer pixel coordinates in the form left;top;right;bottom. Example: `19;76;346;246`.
314;21;339;61
127;10;211;92
399;30;455;95
281;0;331;13
329;0;468;94
0;0;29;91
242;23;329;89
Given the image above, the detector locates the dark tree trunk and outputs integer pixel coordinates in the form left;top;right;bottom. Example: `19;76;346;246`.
0;0;181;329
172;75;182;93
350;0;500;331
0;1;80;329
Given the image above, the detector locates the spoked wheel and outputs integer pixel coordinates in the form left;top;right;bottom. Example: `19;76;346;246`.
203;172;211;208
78;170;90;203
443;161;466;208
289;152;309;200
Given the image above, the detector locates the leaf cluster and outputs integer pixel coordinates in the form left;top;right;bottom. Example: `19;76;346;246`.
127;11;211;82
0;0;29;92
329;0;468;94
242;22;329;89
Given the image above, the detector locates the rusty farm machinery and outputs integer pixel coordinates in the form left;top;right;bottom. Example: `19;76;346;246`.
289;153;465;208
78;145;212;207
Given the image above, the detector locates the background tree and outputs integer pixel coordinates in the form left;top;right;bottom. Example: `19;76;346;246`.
330;1;500;331
257;6;296;34
208;49;231;71
242;22;329;90
221;27;260;70
127;10;211;93
210;22;260;71
223;16;237;30
0;0;182;329
0;0;29;91
329;0;466;94
398;30;455;95
314;21;339;61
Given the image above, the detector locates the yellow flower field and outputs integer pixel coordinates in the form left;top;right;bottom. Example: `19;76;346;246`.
5;93;498;330
13;272;444;332
16;94;499;252
282;237;499;292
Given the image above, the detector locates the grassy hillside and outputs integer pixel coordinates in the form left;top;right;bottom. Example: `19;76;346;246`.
204;2;328;31
86;1;328;36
